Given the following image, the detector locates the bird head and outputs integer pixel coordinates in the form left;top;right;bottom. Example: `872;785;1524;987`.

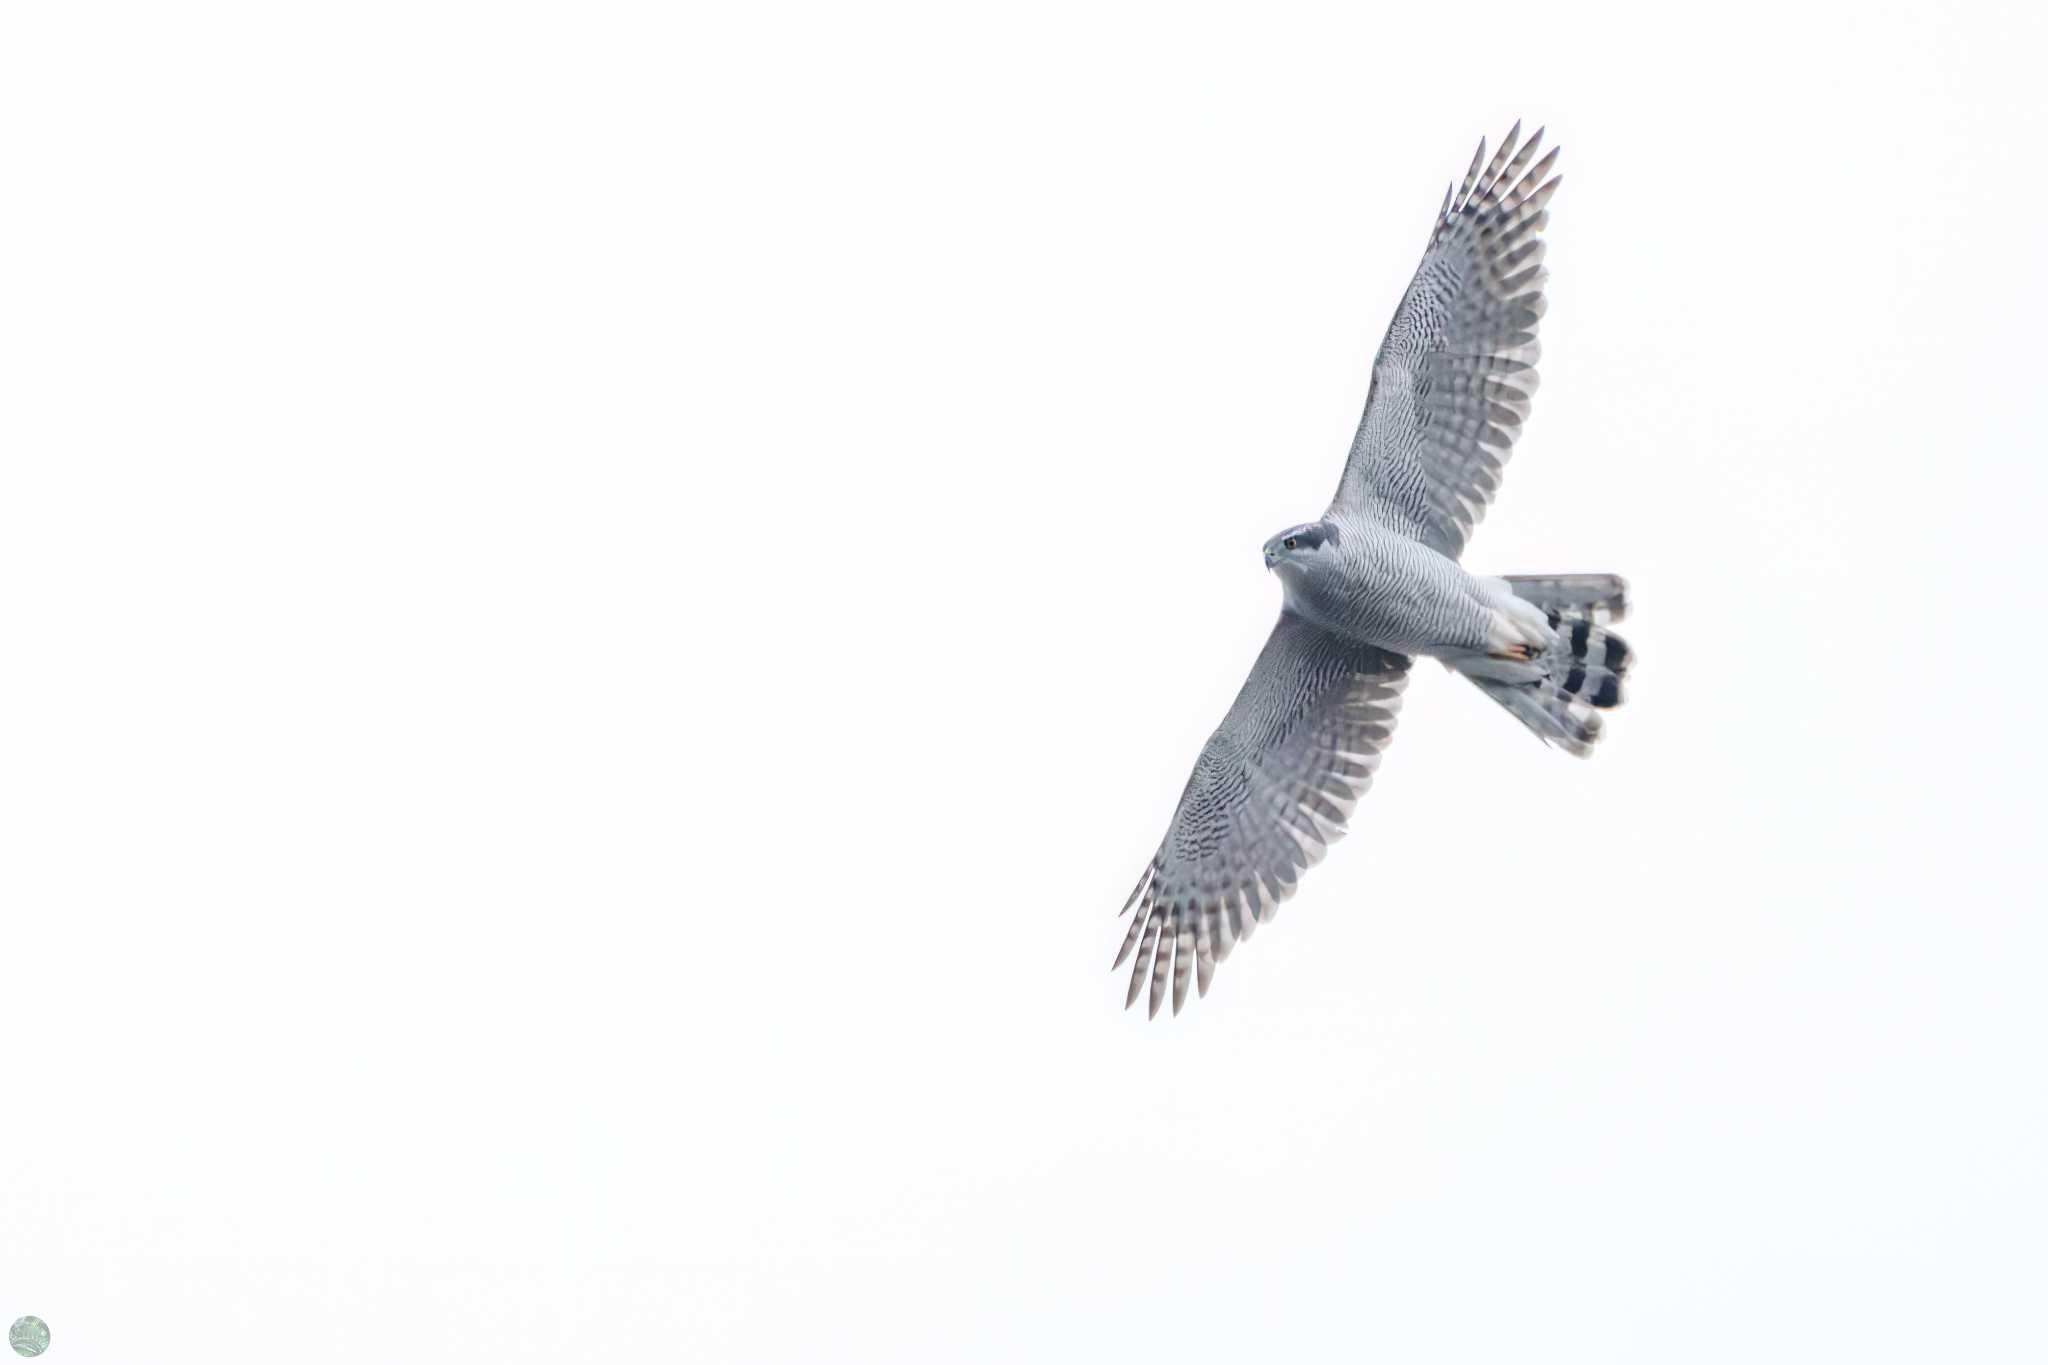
1261;520;1336;572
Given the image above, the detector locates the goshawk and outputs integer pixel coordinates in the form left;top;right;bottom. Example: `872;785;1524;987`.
1116;121;1632;1016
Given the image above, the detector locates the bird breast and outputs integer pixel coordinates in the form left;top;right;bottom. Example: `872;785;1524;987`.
1280;529;1493;655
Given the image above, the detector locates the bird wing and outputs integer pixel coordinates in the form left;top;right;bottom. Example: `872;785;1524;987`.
1329;122;1560;559
1116;612;1409;1016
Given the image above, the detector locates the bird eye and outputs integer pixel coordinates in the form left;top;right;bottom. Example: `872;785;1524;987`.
1282;537;1299;550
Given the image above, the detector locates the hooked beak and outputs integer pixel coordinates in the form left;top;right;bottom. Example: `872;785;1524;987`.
1263;545;1279;570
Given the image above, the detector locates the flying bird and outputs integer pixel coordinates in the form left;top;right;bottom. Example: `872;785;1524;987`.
1116;121;1631;1016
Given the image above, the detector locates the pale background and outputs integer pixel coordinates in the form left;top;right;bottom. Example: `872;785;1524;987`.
3;1;2044;1360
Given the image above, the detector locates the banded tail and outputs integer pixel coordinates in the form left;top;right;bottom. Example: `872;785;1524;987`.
1465;573;1632;757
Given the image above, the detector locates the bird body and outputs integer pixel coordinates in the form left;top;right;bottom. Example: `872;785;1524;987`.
1115;122;1635;1017
1267;515;1521;658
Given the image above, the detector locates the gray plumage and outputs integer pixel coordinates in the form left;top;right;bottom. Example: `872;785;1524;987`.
1116;122;1634;1017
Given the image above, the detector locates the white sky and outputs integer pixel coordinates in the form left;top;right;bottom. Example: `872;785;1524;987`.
4;1;2046;1360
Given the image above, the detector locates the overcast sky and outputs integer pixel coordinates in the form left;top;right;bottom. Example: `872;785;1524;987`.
5;1;2045;1360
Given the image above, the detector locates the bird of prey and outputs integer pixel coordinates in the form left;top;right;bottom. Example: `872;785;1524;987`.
1115;121;1631;1017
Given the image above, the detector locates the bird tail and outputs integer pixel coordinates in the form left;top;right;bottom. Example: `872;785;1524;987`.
1462;574;1632;757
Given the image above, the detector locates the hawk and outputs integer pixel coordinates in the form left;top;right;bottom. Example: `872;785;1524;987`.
1116;121;1632;1016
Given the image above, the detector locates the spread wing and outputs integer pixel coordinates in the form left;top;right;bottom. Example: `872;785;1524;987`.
1116;613;1409;1016
1330;122;1560;559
